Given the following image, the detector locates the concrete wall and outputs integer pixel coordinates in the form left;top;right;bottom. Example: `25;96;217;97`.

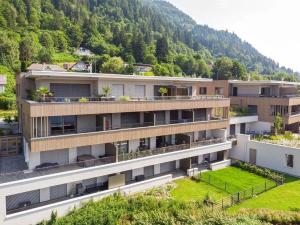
1;175;172;225
230;134;300;177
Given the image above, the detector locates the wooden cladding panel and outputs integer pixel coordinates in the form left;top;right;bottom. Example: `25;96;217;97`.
230;97;288;123
28;99;230;117
30;119;228;152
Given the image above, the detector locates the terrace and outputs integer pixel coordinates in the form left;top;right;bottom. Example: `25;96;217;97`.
0;137;227;184
251;133;300;148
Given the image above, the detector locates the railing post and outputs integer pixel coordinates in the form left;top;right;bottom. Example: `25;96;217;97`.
265;181;267;191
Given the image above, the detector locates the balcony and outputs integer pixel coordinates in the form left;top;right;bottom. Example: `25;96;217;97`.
29;119;228;152
0;138;227;184
23;95;230;117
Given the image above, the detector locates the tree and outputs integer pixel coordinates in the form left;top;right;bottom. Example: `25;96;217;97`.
40;32;54;50
38;48;53;63
156;37;169;63
232;60;247;80
66;24;83;48
274;113;282;135
19;34;39;62
101;57;124;74
0;32;20;71
195;59;211;77
144;54;157;65
131;34;146;63
212;57;233;80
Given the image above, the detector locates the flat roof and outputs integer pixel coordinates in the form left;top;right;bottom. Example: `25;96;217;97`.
229;80;300;86
24;71;213;83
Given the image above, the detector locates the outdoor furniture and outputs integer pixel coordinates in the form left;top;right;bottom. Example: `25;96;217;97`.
35;162;59;170
77;154;96;167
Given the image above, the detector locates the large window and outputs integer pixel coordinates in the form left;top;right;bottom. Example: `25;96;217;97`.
199;87;207;95
50;116;76;135
96;114;112;131
286;154;294;168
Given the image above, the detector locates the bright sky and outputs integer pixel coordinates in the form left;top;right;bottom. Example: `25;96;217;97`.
167;0;300;72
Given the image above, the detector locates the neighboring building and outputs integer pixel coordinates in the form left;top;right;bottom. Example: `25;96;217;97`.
0;75;7;94
0;72;231;225
229;80;300;133
75;47;94;57
133;63;153;73
27;63;65;72
70;61;91;72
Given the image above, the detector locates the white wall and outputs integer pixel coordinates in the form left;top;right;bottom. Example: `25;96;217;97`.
92;144;105;157
231;134;300;177
248;121;272;133
2;175;172;225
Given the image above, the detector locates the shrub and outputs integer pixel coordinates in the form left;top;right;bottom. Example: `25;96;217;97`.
119;96;130;101
0;96;16;110
233;160;284;183
78;97;89;103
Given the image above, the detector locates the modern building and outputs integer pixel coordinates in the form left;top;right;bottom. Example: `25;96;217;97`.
229;80;300;133
0;71;231;225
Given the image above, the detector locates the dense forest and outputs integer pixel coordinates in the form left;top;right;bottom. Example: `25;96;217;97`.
0;0;298;99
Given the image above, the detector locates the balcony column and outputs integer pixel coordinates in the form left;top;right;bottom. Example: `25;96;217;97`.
192;109;195;122
153;112;156;126
288;106;292;116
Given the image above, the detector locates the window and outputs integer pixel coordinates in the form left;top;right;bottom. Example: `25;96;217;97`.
139;138;150;150
50;116;76;135
96;114;112;131
286;154;294;168
215;87;224;95
199;87;207;95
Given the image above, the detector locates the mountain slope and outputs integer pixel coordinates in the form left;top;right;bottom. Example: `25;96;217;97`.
144;0;292;74
0;0;295;78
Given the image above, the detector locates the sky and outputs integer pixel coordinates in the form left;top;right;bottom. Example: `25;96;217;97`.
167;0;300;72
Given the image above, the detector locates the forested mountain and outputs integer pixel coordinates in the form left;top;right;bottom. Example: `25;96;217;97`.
0;0;297;99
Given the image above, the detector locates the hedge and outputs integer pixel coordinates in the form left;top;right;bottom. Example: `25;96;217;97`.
0;96;16;110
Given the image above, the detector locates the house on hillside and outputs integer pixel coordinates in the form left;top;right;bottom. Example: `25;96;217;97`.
70;61;91;72
75;47;94;57
133;63;153;73
0;75;7;94
27;63;65;72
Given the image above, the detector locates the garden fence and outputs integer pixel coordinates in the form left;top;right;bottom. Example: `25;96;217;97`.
198;173;280;211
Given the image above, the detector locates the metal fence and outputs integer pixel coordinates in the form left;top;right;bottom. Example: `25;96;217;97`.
198;173;279;210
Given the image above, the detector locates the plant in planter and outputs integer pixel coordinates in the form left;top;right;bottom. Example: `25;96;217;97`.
119;96;130;101
159;87;168;97
79;97;89;103
102;86;112;99
36;86;53;102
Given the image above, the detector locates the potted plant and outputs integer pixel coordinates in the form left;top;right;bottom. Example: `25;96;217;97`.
119;96;130;101
159;87;168;97
36;86;53;102
79;97;89;103
102;86;112;101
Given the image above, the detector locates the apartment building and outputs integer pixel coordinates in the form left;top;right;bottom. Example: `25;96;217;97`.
0;71;231;225
229;80;300;133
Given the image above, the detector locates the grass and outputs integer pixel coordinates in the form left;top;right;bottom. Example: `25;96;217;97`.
201;167;276;194
229;176;300;212
170;178;228;202
170;167;275;202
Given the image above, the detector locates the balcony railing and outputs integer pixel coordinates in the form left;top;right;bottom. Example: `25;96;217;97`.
30;95;226;103
0;138;226;184
45;118;221;138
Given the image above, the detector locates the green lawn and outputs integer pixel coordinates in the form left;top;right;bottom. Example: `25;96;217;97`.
170;178;228;202
229;176;300;212
201;167;276;193
170;167;275;202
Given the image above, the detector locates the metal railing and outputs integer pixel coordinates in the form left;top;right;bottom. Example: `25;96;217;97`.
0;138;226;184
29;95;226;103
